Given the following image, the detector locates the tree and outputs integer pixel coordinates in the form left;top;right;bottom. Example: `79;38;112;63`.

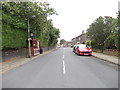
2;1;60;49
87;16;116;51
85;41;92;46
60;39;66;45
117;11;120;51
104;18;118;49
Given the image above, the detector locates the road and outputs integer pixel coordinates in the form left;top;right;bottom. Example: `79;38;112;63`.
3;48;118;88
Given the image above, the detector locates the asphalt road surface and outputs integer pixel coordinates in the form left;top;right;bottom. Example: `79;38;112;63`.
3;48;118;88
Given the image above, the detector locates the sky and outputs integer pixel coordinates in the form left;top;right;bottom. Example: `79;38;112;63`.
46;0;119;41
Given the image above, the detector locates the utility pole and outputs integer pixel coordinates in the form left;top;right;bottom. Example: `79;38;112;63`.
28;18;31;58
75;33;76;44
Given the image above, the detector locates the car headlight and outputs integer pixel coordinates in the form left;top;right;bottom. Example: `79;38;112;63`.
89;49;92;52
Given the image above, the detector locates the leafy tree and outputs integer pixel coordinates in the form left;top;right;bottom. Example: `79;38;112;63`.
60;39;66;45
85;41;92;46
87;16;116;51
2;1;60;49
104;18;118;49
117;11;120;51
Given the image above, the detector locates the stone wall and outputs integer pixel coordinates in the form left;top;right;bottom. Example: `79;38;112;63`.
2;48;29;62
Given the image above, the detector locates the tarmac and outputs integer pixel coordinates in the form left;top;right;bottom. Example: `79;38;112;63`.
0;48;119;74
0;49;56;74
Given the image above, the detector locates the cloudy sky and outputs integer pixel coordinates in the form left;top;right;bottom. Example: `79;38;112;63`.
46;0;119;41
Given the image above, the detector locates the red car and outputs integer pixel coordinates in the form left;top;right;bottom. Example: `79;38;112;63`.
74;44;92;56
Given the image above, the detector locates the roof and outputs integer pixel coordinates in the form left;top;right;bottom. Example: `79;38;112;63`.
71;33;86;40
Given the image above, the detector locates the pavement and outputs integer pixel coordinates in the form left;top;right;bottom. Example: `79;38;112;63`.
92;52;119;65
2;48;118;88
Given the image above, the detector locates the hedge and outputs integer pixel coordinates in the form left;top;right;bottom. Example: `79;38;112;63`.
2;24;28;49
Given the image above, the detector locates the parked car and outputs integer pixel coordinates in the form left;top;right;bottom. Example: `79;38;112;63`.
57;45;61;48
73;45;78;53
71;45;73;48
73;44;92;56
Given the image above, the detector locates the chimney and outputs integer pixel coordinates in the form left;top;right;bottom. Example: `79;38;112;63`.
82;30;84;34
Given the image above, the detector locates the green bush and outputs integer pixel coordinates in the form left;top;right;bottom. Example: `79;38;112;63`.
2;2;60;50
104;36;116;49
85;41;92;46
2;24;27;49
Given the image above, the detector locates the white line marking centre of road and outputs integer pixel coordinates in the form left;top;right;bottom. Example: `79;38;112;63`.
63;55;64;59
62;60;66;74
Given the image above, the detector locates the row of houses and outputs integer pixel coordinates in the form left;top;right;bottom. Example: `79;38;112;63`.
71;31;90;45
63;31;90;47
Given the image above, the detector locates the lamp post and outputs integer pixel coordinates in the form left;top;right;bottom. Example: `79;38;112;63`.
75;33;77;44
28;18;31;58
27;15;36;58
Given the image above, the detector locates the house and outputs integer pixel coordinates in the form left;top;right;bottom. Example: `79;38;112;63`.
63;41;72;47
71;31;90;45
71;38;76;45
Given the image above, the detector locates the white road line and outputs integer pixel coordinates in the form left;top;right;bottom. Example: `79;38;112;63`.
62;60;66;74
63;55;64;59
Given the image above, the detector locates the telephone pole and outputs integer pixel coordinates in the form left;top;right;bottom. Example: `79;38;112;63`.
28;18;31;58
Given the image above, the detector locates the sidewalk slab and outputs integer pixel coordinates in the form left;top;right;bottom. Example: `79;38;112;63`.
92;52;119;65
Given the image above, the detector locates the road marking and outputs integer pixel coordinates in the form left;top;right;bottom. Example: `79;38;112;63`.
63;55;64;59
62;60;66;74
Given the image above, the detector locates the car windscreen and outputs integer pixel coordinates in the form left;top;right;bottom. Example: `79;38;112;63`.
78;45;89;48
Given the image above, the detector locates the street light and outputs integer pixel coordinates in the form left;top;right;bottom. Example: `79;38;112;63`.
28;15;35;58
75;33;76;44
28;18;31;58
118;1;120;12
